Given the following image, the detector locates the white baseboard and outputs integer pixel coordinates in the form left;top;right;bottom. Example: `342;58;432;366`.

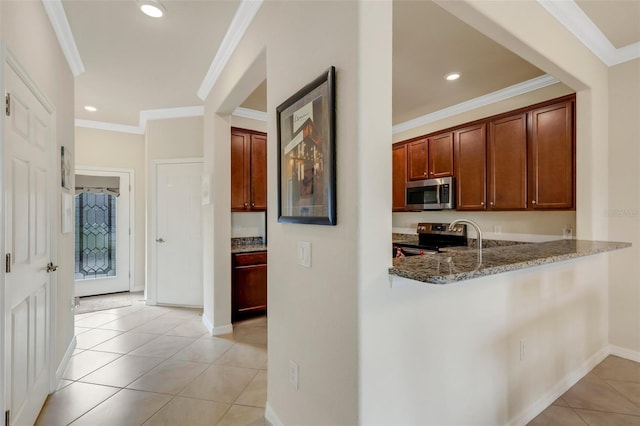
507;345;609;426
202;314;214;335
213;323;233;335
609;344;640;362
265;402;283;426
201;314;233;336
55;335;77;382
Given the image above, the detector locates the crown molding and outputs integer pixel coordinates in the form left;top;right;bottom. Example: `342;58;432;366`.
232;107;267;122
392;74;559;135
41;0;85;76
197;0;264;100
139;106;205;127
537;0;640;67
75;119;144;135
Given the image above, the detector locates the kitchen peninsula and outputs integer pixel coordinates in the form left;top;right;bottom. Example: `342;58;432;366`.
389;239;630;284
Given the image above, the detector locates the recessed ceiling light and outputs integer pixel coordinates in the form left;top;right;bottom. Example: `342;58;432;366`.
139;0;165;18
84;105;97;112
444;72;462;81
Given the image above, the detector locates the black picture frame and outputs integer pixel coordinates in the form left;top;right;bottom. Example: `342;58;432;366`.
277;66;336;225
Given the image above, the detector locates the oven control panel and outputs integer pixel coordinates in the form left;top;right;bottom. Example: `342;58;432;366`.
417;222;466;236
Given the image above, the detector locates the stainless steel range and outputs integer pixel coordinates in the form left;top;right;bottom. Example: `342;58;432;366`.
393;222;467;257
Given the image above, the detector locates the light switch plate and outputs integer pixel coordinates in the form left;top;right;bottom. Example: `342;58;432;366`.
297;241;311;268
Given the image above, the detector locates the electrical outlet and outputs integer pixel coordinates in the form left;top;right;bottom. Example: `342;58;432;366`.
289;360;299;389
520;339;527;361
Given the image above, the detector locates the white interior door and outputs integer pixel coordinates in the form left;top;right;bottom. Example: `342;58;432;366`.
4;60;54;426
156;162;203;306
74;170;131;297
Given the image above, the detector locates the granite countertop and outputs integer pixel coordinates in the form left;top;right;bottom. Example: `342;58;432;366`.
389;239;631;284
231;237;267;254
231;244;267;254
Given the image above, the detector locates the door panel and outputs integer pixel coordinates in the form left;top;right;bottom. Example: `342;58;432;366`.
156;162;203;306
74;170;131;297
4;63;53;426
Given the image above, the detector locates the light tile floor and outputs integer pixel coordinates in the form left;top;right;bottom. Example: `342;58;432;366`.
529;355;640;425
36;298;268;426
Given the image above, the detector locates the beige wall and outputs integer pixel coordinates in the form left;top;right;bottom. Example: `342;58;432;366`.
1;0;75;374
145;117;203;303
204;1;361;423
75;127;146;292
608;58;640;355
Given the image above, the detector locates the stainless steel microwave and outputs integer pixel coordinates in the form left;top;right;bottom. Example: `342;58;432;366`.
406;176;456;210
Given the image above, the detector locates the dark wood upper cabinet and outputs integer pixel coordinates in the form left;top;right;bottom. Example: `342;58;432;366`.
454;124;486;210
407;138;428;181
488;114;528;210
392;94;575;213
392;143;407;211
231;128;267;212
528;101;574;209
428;132;454;178
249;134;267;210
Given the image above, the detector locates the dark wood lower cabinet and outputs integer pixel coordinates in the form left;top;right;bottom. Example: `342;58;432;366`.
232;251;267;322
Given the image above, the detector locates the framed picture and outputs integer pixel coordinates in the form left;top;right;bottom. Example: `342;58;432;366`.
277;66;336;225
61;146;71;189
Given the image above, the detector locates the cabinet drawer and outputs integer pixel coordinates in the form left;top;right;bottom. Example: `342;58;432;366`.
233;252;267;266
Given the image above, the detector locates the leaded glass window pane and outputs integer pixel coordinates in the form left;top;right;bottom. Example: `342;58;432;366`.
75;193;117;280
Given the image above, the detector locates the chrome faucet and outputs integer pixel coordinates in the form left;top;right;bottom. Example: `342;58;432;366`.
448;219;483;251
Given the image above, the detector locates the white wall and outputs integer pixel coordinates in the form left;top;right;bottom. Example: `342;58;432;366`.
1;0;75;376
145;116;203;303
608;58;640;356
75;127;146;291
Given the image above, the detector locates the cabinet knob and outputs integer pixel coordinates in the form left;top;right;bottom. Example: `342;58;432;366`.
490;201;494;206
251;203;255;207
424;172;427;176
480;201;484;206
532;200;537;205
244;202;248;207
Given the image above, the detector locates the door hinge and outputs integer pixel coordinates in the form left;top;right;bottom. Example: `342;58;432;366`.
5;253;11;273
5;93;10;116
5;409;9;426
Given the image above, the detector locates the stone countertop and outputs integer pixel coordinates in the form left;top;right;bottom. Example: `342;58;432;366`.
389;239;631;284
231;244;267;254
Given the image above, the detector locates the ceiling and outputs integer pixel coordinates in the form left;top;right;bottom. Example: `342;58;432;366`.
62;0;639;131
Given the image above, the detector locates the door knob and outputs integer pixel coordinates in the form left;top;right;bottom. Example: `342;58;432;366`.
156;238;166;243
46;262;58;273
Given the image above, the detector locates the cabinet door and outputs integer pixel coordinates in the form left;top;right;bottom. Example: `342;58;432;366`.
250;134;267;211
392;144;407;211
488;114;527;210
454;124;486;210
233;263;267;321
529;101;574;209
407;138;428;181
231;130;249;211
428;132;454;178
